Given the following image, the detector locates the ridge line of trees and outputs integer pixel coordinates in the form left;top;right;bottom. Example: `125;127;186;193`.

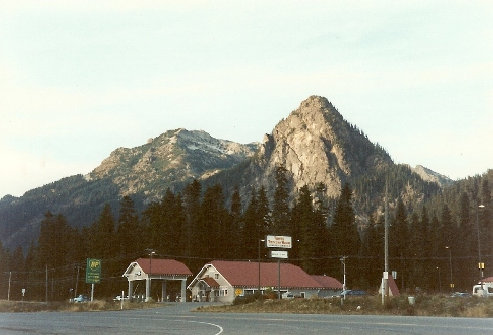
1;167;491;301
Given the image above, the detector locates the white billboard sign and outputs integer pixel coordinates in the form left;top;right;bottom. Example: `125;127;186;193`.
270;250;288;259
266;235;292;249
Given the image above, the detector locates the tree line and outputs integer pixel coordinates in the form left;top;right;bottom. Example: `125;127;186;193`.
1;167;491;301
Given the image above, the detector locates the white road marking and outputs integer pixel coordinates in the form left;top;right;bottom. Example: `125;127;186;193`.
186;320;224;335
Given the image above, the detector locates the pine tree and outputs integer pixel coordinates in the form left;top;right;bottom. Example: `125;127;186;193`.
143;189;184;256
419;207;433;290
199;184;227;259
330;183;360;288
440;204;455;251
331;183;360;256
181;179;201;260
292;185;325;274
241;188;260;259
228;187;242;258
91;203;116;260
257;186;271;235
390;198;408;290
271;165;291;234
479;178;491;270
360;215;383;288
116;196;141;262
38;212;70;270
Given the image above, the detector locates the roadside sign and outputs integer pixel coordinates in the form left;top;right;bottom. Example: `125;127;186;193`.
266;235;292;249
85;258;101;284
270;250;288;259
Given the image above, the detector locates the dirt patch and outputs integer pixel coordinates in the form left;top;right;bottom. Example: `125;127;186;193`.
197;295;493;318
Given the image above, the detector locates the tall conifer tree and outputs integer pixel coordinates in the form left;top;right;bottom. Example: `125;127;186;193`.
272;165;290;234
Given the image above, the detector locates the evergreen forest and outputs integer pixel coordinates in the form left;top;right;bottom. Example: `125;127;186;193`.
1;167;492;302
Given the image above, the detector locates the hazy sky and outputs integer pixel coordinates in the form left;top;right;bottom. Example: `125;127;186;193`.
1;1;492;197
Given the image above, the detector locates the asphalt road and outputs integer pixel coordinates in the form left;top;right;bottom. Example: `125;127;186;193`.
1;302;492;334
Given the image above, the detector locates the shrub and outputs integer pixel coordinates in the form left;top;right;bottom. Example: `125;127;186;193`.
233;293;263;305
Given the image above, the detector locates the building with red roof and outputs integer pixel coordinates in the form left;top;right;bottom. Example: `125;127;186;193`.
123;258;192;302
188;260;342;303
311;275;343;297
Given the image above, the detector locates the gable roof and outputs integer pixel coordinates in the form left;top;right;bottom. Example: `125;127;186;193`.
207;260;324;289
134;258;192;276
311;275;343;290
388;275;400;296
201;277;220;288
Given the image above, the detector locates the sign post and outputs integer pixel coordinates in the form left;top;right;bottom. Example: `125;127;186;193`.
85;258;101;301
266;235;292;299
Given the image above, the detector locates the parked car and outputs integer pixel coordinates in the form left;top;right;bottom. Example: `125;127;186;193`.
282;292;295;299
73;294;89;303
472;284;493;297
113;295;128;301
450;292;472;298
340;290;367;297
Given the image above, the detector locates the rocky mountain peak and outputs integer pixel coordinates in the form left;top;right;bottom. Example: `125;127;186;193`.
90;128;258;200
411;165;454;187
256;96;393;199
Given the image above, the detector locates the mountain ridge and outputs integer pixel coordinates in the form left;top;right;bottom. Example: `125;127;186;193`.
1;96;449;250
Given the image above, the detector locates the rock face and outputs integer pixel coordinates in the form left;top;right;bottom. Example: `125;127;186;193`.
252;96;393;199
89;128;259;200
0;95;444;251
411;165;454;187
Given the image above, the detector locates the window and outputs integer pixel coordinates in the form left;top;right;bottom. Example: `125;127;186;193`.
215;273;219;280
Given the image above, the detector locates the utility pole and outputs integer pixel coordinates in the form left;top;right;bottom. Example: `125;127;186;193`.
7;271;11;301
258;239;265;297
45;264;48;304
477;203;485;289
382;180;389;305
74;265;80;299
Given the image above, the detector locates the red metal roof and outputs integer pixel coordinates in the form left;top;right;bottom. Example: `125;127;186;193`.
311;275;343;289
210;260;324;289
135;258;192;276
201;277;220;288
388;275;400;296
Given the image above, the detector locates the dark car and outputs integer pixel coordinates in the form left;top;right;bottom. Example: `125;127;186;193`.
341;290;367;296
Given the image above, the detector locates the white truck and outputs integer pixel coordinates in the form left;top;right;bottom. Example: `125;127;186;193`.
472;282;493;297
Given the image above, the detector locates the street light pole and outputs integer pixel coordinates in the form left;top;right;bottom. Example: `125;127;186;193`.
445;246;453;291
340;256;347;300
258;239;265;296
145;249;156;302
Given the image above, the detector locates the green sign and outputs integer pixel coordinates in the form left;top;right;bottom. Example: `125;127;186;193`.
85;258;101;284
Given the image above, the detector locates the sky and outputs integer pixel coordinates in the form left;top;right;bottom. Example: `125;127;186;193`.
0;0;492;197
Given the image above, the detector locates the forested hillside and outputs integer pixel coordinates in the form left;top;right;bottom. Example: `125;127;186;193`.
1;168;491;301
